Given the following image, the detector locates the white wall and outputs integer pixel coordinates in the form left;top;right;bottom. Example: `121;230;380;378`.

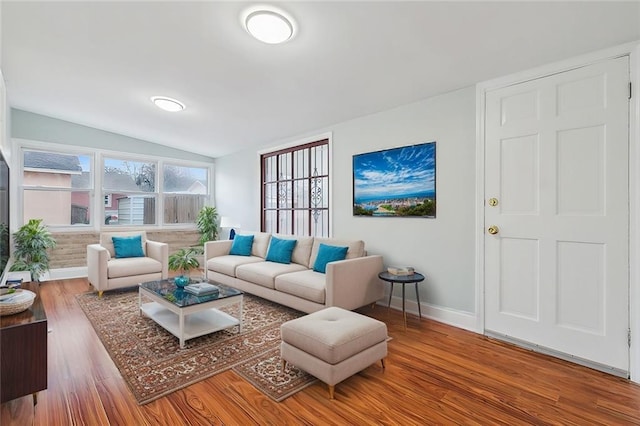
0;71;8;161
216;86;477;323
11;109;213;163
212;148;260;234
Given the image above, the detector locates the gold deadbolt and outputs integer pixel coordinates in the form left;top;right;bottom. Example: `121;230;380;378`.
487;225;499;235
488;198;498;207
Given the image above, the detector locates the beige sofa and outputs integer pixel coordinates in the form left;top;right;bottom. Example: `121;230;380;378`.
87;231;168;296
204;232;384;314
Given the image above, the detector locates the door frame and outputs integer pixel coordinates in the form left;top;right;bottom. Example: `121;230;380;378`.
475;40;640;382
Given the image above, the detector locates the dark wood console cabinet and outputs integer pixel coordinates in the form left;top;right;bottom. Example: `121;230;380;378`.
0;282;48;404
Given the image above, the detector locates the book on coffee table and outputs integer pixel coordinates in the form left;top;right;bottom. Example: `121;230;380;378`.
184;283;220;296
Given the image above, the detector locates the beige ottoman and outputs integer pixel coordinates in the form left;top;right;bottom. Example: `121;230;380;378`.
280;306;388;399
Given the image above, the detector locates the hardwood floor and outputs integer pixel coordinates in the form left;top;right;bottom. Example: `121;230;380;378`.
2;278;640;425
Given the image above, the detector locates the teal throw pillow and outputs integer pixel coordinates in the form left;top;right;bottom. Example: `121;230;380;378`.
112;235;145;258
313;243;348;273
265;237;297;264
229;234;254;256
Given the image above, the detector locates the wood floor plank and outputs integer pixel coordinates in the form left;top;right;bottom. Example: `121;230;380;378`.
186;375;263;425
2;278;640;425
163;381;226;425
223;373;306;426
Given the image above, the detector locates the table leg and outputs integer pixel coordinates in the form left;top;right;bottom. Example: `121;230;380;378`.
415;282;422;320
179;311;185;349
402;283;407;330
387;282;394;311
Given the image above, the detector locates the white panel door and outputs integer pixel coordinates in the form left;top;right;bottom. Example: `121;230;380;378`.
484;56;630;372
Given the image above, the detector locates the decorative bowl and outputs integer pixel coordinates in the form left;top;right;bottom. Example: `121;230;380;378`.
0;289;36;316
173;275;190;288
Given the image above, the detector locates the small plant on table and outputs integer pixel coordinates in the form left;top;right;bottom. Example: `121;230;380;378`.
168;247;202;287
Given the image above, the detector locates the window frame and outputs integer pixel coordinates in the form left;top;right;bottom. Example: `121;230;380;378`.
260;138;330;237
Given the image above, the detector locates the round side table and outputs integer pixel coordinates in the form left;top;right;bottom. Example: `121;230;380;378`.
378;271;425;329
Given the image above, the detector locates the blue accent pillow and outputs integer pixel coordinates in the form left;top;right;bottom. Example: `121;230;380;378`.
229;234;254;256
313;243;348;273
112;235;145;258
265;237;297;264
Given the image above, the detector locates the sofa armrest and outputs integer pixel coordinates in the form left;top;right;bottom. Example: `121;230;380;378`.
204;240;233;261
87;244;109;290
325;254;384;310
146;240;169;279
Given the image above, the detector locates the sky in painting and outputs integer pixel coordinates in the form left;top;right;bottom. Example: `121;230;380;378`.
353;142;435;203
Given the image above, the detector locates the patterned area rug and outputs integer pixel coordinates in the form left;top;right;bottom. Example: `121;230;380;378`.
76;289;317;404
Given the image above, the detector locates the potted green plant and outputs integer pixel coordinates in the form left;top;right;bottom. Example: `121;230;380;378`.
10;219;57;282
168;247;202;287
196;206;219;245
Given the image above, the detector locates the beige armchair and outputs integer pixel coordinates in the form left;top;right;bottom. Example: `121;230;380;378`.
87;231;168;296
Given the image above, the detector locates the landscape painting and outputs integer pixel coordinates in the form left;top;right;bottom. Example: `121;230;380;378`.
353;142;436;217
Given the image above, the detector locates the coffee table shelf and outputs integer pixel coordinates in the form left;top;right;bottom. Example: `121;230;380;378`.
140;302;240;344
138;280;243;348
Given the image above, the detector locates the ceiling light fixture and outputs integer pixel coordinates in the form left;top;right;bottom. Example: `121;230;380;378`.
151;96;185;112
245;10;294;44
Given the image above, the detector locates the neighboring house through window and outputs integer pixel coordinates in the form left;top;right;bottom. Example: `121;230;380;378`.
103;157;156;226
22;149;92;226
261;139;329;237
102;158;210;226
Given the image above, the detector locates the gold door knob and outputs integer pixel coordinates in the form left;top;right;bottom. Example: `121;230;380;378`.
488;198;498;207
487;225;499;235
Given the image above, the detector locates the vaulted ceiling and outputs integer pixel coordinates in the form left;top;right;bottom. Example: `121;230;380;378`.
2;2;639;158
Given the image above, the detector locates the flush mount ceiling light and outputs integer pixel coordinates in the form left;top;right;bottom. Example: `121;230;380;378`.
151;96;185;112
245;10;294;44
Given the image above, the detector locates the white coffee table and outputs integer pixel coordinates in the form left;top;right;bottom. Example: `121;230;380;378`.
139;279;243;349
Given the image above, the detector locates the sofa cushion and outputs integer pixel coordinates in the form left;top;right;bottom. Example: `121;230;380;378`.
112;235;145;258
100;231;148;257
236;261;307;289
275;270;326;304
251;232;272;258
274;234;313;267
313;243;348;273
265;237;297;264
107;257;162;279
308;238;365;269
229;234;254;256
207;255;264;277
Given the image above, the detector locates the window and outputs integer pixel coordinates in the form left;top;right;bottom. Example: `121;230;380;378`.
103;157;156;226
22;149;93;226
19;143;213;230
261;139;329;236
163;164;208;224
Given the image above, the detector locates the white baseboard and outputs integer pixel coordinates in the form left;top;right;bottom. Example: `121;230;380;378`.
4;270;32;283
379;295;478;332
40;267;481;333
48;266;88;281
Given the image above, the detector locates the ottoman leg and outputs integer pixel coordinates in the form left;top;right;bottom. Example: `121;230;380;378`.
381;358;386;370
329;384;335;400
282;360;287;371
